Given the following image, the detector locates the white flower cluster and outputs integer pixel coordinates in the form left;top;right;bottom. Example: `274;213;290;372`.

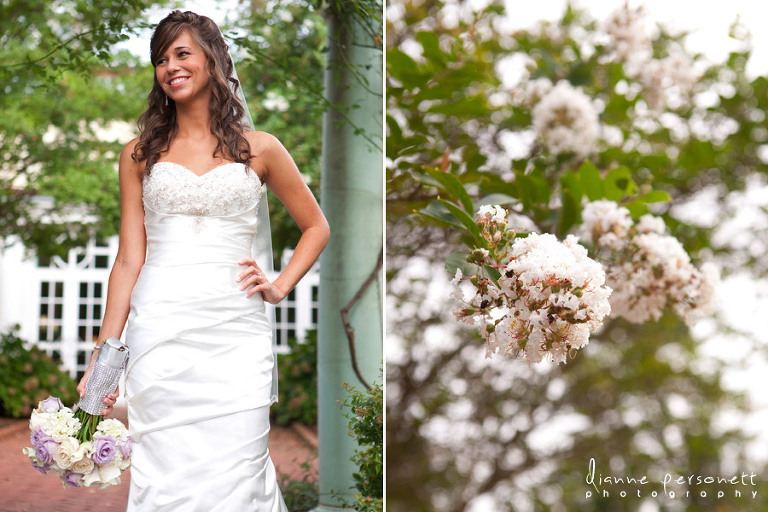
531;81;600;157
603;5;651;63
636;54;698;111
604;5;698;110
476;204;508;224
519;77;553;106
96;418;130;440
23;397;131;489
453;207;612;364
579;200;718;325
29;407;81;439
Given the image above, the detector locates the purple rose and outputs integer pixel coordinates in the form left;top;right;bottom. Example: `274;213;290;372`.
30;428;45;447
118;437;132;458
30;459;48;474
39;396;63;413
62;470;82;487
34;437;58;465
92;436;116;465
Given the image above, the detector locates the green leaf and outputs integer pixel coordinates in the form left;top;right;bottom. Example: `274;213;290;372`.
558;189;580;235
424;167;474;214
427;95;488;116
529;172;552;204
637;190;672;203
438;199;483;244
624;200;650;218
415;31;443;66
445;251;482;277
560;171;584;204
604;166;637;201
515;172;538;206
418;201;464;230
578;161;603;201
484;265;501;288
386;48;421;86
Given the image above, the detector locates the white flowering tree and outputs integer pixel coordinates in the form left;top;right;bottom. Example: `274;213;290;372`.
387;1;768;510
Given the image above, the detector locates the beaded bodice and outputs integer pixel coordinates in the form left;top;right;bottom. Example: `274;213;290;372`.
143;161;262;217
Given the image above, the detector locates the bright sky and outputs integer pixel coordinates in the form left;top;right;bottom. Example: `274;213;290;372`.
502;0;768;76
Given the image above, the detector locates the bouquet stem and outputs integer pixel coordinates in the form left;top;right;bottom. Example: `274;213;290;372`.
74;407;102;444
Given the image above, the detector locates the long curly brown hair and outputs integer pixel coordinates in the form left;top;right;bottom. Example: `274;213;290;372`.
132;10;251;174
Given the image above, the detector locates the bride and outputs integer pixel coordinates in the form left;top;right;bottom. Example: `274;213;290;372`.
77;10;329;511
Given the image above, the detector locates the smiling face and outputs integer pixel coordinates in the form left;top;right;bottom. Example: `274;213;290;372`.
154;31;211;105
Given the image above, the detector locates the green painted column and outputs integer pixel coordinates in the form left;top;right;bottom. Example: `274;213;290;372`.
316;7;383;512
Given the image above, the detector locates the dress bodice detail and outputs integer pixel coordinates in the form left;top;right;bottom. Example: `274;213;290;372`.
143;161;262;218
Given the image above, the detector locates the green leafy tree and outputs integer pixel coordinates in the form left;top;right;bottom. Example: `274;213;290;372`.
387;1;768;510
0;0;163;257
227;0;382;259
226;0;328;259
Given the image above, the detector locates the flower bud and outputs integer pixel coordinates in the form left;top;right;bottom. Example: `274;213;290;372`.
467;248;490;264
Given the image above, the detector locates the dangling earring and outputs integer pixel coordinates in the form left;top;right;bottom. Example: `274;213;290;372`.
165;95;169;107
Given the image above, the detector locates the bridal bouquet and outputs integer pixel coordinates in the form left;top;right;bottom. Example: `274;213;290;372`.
22;337;131;488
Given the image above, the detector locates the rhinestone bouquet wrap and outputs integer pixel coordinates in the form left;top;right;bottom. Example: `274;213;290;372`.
77;337;129;415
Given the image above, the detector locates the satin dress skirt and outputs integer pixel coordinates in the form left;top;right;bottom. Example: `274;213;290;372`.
123;192;286;511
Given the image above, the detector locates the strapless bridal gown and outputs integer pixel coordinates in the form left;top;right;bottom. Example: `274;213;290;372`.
123;161;287;511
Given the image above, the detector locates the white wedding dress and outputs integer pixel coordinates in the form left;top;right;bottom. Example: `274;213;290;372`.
123;161;287;511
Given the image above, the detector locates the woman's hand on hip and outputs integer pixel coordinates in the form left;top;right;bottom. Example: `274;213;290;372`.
237;258;287;304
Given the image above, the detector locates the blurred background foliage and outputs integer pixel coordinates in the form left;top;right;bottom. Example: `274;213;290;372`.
0;0;156;258
342;375;384;512
387;1;768;510
0;328;79;418
272;330;318;426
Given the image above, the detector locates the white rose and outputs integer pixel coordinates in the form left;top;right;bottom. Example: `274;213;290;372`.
71;455;95;475
99;476;122;490
29;410;51;433
82;467;102;487
70;442;94;474
22;446;38;461
114;451;131;471
98;460;122;483
52;437;79;470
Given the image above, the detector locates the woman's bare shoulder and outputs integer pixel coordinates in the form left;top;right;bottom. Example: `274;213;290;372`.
244;130;282;152
120;137;146;175
122;137;140;154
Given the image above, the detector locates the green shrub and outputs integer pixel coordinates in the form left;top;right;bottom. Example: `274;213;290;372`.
272;330;318;426
0;327;79;418
342;372;383;512
280;475;319;512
